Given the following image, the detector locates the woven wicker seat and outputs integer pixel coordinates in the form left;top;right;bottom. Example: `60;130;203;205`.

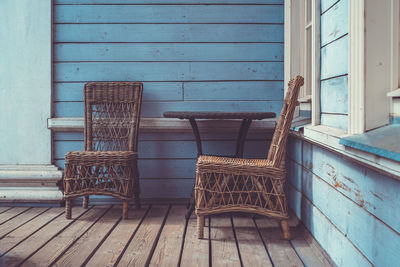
195;76;304;239
63;82;143;219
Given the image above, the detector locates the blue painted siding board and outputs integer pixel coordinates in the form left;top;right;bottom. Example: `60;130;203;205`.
320;113;348;130
184;81;283;101
320;75;348;114
288;137;400;239
55;139;270;160
54;62;283;82
55;43;284;62
55;24;283;43
55;82;183;101
54;100;283;117
321;0;340;13
289;185;373;267
55;5;284;23
140;179;194;199
321;0;348;46
321;35;348;80
288;159;400;266
56;0;284;4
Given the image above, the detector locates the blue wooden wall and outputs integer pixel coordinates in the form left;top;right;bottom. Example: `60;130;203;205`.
287;136;400;266
320;0;348;130
53;0;284;199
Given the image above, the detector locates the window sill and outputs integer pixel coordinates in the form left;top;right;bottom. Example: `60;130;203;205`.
290;124;400;180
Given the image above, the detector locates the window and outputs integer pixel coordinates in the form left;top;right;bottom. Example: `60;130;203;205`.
284;0;320;121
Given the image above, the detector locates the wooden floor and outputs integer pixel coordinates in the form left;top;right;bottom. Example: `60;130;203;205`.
0;205;334;267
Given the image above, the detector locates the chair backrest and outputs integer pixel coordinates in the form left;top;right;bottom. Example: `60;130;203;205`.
84;82;143;152
267;76;304;167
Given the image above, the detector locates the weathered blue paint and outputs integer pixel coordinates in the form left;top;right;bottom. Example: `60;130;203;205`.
54;43;284;62
320;113;348;130
320;35;348;80
54;5;284;23
320;0;348;130
53;1;283;201
320;75;348;114
184;81;284;101
339;125;400;162
55;62;284;82
321;0;348;47
287;136;400;266
390;116;400;124
288;186;372;267
321;0;340;13
55;82;183;101
55;24;283;43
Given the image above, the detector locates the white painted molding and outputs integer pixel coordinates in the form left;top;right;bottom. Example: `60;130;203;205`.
348;0;366;134
387;88;400;97
47;117;277;133
0;164;63;202
299;125;400;180
311;0;321;126
0;188;63;202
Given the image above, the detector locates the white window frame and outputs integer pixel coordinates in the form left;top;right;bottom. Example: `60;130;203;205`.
284;0;320;122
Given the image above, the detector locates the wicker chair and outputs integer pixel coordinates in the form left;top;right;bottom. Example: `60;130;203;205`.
63;82;143;219
195;75;304;240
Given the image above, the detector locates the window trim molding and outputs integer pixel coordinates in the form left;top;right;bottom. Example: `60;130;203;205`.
348;0;365;134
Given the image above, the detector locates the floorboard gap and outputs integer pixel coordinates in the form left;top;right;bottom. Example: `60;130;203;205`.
19;206;94;266
252;216;275;267
0;207;51;240
113;204;151;267
230;215;244;267
0;207;32;226
177;207;191;267
0;209;65;257
81;214;123;266
144;204;172;267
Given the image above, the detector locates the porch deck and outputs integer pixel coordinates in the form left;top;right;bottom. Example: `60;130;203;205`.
0;205;333;267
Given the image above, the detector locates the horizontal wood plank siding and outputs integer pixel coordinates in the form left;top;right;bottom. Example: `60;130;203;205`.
320;0;348;130
53;0;283;200
287;136;400;266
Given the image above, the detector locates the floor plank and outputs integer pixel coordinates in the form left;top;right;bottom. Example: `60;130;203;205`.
210;214;241;267
0;207;12;214
232;215;273;267
149;205;186;267
1;207;87;267
54;207;122;266
255;217;304;267
21;206;110;266
0;207;64;256
180;214;209;267
291;224;334;267
0;207;48;239
0;207;30;225
117;205;169;267
85;206;148;267
0;205;334;267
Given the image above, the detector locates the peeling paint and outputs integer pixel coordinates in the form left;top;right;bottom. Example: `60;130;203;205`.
334;181;351;192
370;191;383;201
343;175;356;185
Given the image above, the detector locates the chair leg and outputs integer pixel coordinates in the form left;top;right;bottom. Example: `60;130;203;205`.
65;199;72;219
82;196;89;209
280;220;292;240
197;215;205;239
122;200;129;219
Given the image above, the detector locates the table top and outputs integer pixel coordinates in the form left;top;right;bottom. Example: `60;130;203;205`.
163;111;276;120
